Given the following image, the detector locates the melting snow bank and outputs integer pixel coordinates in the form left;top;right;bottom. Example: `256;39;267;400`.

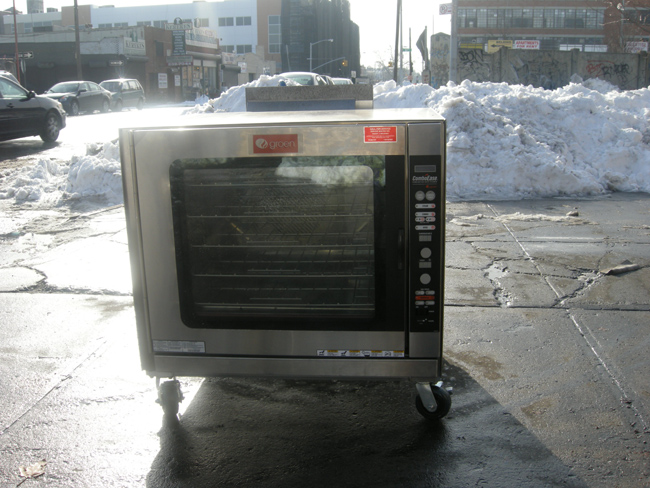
374;77;650;200
1;75;649;207
0;141;123;207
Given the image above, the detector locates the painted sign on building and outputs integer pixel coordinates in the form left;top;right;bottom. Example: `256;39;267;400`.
625;42;649;54
125;40;146;56
514;40;540;50
487;40;513;53
186;28;219;49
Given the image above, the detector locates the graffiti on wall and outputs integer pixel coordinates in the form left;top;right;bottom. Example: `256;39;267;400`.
509;53;566;90
458;49;491;82
585;60;632;88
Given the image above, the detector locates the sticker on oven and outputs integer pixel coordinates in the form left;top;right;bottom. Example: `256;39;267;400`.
153;340;206;354
364;126;397;143
317;349;405;358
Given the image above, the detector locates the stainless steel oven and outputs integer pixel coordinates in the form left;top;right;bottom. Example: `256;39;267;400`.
119;108;450;419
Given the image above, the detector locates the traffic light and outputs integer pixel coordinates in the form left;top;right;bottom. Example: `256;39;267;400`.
342;59;348;67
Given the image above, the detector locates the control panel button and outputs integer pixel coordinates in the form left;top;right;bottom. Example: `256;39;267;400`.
415;225;436;231
426;191;436;201
420;247;432;259
420;273;431;285
415;191;425;201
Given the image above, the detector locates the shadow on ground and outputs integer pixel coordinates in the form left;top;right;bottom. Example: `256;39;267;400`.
146;362;587;487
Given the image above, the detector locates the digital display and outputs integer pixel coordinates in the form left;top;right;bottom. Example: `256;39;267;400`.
415;165;436;173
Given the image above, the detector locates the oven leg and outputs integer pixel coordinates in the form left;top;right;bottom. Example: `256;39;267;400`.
156;377;184;417
415;381;452;420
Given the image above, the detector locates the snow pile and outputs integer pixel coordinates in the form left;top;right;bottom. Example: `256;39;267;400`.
374;78;650;200
64;141;123;204
1;74;649;207
0;141;123;206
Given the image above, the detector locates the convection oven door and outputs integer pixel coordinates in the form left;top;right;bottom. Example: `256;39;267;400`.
169;154;406;335
122;119;423;365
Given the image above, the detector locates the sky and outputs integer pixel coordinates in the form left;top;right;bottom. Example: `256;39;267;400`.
2;76;649;205
11;0;452;66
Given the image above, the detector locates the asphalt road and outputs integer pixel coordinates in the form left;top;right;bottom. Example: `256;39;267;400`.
0;191;649;487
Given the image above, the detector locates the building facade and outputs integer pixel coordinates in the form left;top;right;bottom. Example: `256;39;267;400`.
281;0;360;78
1;0;284;98
456;0;650;54
456;0;608;53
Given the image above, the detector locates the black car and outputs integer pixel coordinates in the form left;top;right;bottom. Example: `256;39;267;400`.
0;76;67;143
44;81;111;116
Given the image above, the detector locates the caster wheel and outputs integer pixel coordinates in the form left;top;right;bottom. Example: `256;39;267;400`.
416;384;452;420
158;379;183;416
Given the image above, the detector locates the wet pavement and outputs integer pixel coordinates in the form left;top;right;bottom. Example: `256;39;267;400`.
0;194;649;487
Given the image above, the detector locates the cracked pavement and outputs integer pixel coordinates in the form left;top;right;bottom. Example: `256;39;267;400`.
0;193;649;487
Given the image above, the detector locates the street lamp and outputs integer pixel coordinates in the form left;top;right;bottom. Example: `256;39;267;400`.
309;38;333;72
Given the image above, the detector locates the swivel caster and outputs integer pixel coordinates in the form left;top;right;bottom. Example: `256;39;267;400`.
156;378;184;417
415;381;452;420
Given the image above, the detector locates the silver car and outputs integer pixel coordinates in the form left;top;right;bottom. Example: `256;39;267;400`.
100;78;146;111
279;72;331;86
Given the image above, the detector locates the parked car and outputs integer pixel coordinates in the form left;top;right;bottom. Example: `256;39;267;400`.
279;72;331;86
44;81;111;116
0;70;20;85
0;76;66;143
99;78;146;111
332;77;353;85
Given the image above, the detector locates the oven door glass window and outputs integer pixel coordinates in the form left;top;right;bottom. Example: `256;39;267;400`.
170;156;400;331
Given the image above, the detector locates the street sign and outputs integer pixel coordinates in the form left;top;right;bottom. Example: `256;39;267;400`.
487;40;513;53
167;55;193;66
439;3;452;15
18;51;34;59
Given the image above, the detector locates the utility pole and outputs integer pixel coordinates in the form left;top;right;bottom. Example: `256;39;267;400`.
449;0;458;84
12;0;20;84
409;28;412;78
74;0;83;79
393;0;401;82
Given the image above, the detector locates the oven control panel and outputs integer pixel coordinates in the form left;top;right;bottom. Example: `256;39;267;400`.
408;155;443;334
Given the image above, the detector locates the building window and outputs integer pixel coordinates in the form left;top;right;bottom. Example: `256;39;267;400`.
477;9;487;28
194;18;209;27
137;21;152;26
219;17;234;27
222;45;235;53
99;23;112;28
155;41;164;57
236;16;251;26
114;22;128;27
487;11;498;29
236;45;253;54
269;15;281;53
586;10;600;29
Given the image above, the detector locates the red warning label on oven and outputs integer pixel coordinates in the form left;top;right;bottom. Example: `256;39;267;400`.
253;134;299;154
364;126;397;143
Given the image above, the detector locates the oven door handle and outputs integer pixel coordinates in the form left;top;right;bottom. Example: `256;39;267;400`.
398;229;405;270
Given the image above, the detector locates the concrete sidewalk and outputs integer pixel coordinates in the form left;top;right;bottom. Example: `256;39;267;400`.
0;194;648;487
